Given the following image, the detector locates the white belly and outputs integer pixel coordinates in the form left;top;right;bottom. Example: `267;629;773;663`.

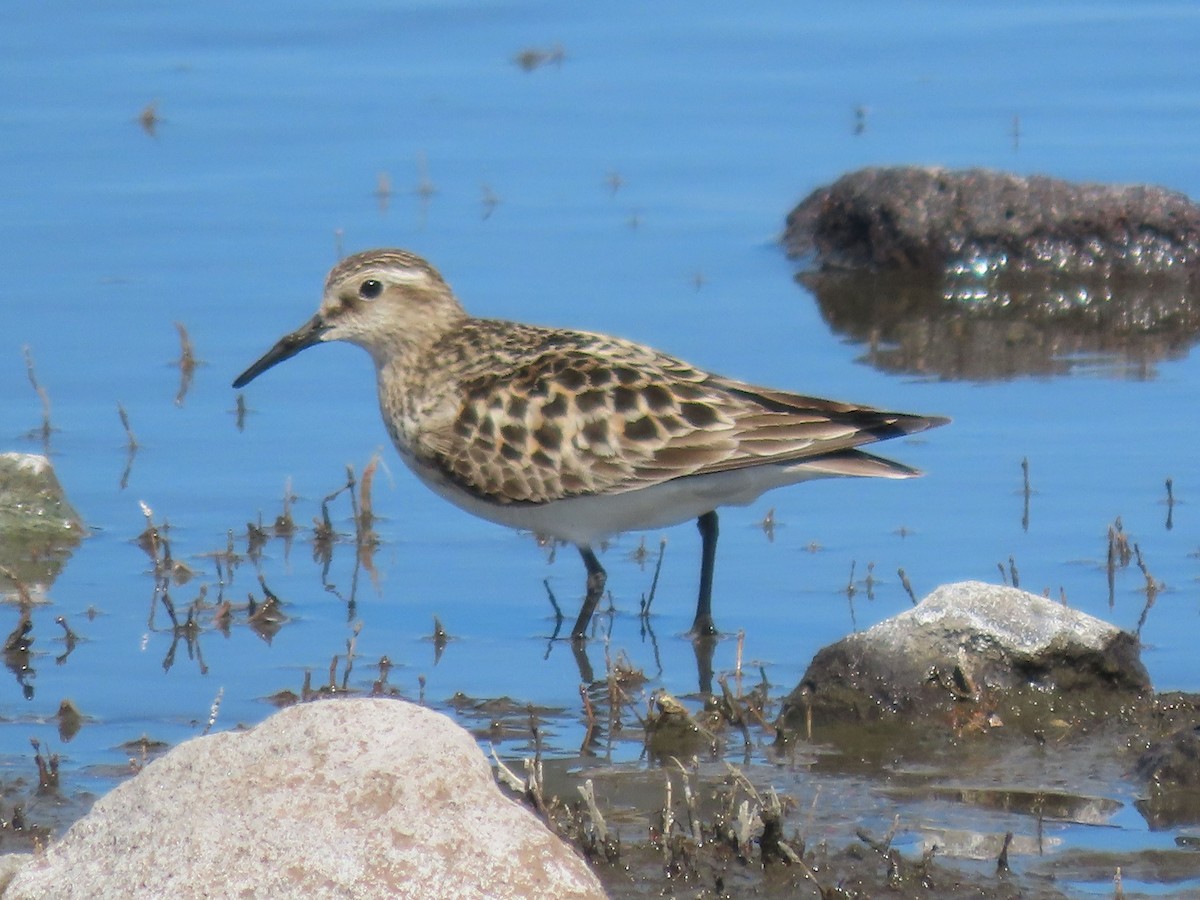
402;453;862;546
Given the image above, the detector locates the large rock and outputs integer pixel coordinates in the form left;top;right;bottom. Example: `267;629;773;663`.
779;581;1150;735
785;166;1200;274
4;698;606;900
0;453;83;596
783;167;1200;381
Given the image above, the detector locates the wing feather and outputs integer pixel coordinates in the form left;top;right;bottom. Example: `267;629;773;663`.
417;323;946;504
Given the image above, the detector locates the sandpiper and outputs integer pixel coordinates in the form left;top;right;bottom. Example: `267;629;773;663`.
233;249;947;640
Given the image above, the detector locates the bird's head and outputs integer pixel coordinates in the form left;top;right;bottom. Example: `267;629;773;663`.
233;249;465;388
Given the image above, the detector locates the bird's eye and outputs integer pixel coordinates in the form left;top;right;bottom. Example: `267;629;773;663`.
359;279;383;300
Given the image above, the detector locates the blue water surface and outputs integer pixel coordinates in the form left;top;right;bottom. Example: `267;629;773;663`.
3;0;1200;886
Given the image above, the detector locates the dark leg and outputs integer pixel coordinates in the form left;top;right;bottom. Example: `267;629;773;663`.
571;545;607;641
691;511;719;636
692;634;716;695
570;640;595;684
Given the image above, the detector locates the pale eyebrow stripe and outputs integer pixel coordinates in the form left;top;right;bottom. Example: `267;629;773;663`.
327;251;441;289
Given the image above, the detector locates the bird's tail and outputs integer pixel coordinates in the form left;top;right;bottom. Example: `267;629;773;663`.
786;448;922;479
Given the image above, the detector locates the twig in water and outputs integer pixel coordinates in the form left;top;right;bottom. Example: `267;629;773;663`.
481;184;500;220
55;615;78;649
857;813;900;853
375;171;392;212
490;744;525;792
174;322;197;406
523;709;549;821
357;453;381;542
1133;543;1160;640
579;682;596;753
997;829;1013;874
717;675;751;754
660;773;674;865
844;560;858;629
3;605;33;654
117;403;139;490
759;507;776;541
431;616;448;663
31;738;59;791
639;538;667;620
138;101;160;136
667;757;702;845
543;579;564;622
1021;457;1031;532
23;346;53;448
274;479;296;536
577;778;610;844
732;629;746;697
117;403;139;451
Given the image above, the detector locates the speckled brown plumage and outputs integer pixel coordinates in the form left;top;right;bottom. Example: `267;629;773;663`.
233;248;949;640
404;320;932;507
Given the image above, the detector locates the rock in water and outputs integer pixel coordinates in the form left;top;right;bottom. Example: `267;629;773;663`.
4;698;607;900
785;166;1200;275
779;581;1150;735
783;168;1200;380
0;453;83;597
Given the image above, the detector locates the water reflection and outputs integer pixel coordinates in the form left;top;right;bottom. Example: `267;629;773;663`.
126;462;385;683
799;266;1200;380
3;609;35;700
1;608;85;701
172;323;197;408
0;453;84;700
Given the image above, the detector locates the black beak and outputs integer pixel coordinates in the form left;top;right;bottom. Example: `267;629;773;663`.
232;314;328;389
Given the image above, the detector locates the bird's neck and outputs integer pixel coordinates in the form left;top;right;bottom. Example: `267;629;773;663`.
372;319;465;455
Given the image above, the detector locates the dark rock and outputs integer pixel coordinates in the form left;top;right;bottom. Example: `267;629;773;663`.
784;167;1200;380
785;166;1200;275
778;581;1150;737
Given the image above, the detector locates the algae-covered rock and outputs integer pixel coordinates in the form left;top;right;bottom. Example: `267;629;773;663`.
0;453;83;597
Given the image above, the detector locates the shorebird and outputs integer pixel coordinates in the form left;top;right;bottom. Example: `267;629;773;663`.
233;249;947;640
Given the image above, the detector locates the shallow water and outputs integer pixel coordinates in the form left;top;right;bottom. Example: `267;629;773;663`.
3;1;1200;894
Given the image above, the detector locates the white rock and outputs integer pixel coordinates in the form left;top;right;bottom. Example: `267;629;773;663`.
784;580;1150;729
874;580;1127;655
4;699;606;900
0;854;30;893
